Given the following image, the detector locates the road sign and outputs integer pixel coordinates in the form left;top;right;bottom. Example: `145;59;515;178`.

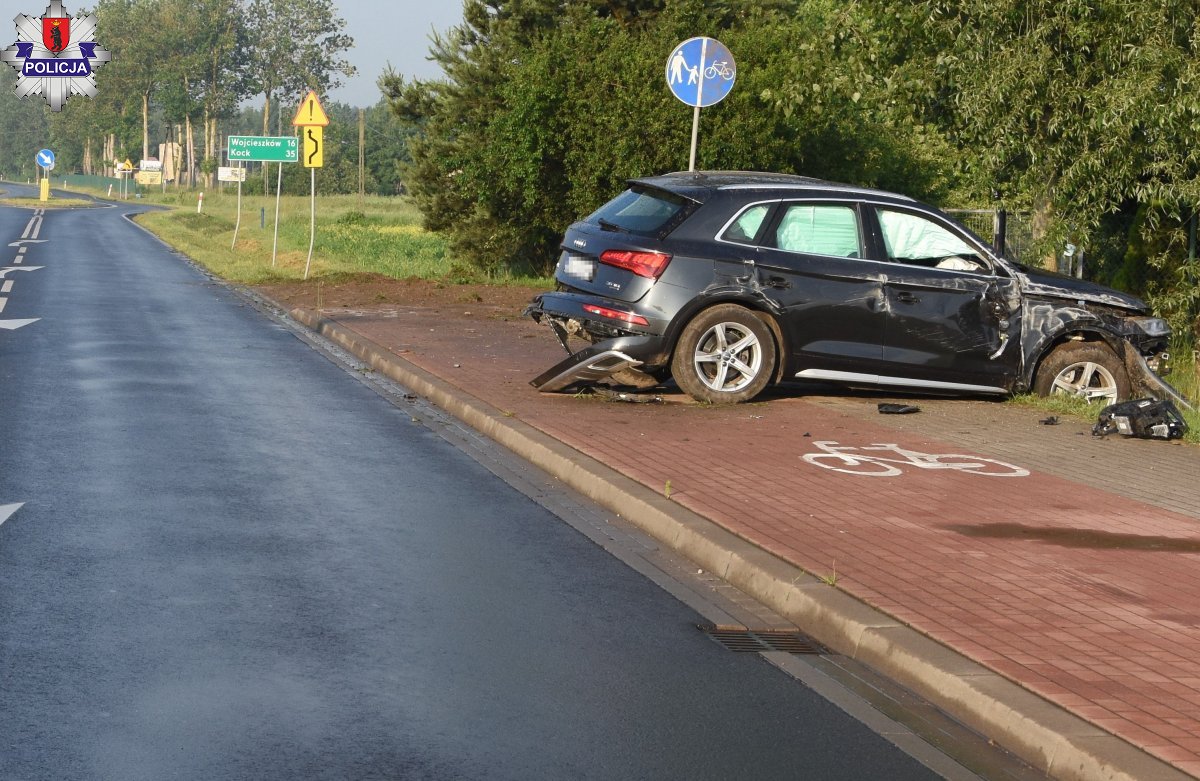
227;135;299;163
302;127;323;168
36;148;54;169
218;166;247;183
291;90;329;127
665;37;736;108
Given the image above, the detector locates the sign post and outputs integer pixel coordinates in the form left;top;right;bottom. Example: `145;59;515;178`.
291;90;329;280
35;148;54;201
665;37;737;171
227;135;300;264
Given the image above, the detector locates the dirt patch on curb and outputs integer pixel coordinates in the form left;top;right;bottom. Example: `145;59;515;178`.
256;275;544;321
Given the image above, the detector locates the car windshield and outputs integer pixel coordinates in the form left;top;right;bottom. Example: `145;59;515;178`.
587;186;690;236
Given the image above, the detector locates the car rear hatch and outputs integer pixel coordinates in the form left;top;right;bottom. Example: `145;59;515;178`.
554;183;697;304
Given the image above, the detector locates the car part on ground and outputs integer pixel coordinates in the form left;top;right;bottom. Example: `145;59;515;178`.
1092;398;1189;440
527;171;1181;406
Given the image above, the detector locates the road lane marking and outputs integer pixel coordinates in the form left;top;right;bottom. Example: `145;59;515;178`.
7;239;46;247
20;215;42;240
0;319;39;330
1;281;12;293
0;267;43;278
0;297;6;313
0;503;23;527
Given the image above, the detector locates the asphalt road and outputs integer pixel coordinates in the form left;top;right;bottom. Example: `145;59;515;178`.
0;190;945;780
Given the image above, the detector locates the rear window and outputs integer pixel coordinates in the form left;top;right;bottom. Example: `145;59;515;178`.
587;186;690;236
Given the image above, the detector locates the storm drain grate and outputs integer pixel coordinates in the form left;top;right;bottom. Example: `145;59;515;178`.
699;625;825;655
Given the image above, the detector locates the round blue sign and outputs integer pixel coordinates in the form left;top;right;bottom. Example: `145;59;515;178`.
665;37;736;108
36;148;55;169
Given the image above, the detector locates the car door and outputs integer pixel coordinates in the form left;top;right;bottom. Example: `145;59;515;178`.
869;206;1022;391
748;201;889;376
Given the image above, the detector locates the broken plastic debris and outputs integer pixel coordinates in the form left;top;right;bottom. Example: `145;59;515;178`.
1092;398;1188;440
878;403;920;414
1039;416;1059;425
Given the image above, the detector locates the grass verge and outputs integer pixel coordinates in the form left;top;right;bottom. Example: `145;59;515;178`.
64;185;550;287
0;197;98;208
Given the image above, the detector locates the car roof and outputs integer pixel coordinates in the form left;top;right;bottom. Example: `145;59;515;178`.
629;170;916;204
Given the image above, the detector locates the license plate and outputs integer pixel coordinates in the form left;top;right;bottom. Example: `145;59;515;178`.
562;254;596;282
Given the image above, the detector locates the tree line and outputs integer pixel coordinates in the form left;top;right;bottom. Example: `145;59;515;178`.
0;0;359;189
384;0;1200;333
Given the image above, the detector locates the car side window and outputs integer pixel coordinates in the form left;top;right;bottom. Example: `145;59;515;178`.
720;204;771;243
876;208;988;272
772;204;860;257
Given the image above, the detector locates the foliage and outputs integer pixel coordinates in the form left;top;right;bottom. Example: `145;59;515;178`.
0;67;49;181
384;0;964;276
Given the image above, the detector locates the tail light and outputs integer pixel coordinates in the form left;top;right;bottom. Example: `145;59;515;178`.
583;304;650;326
599;249;672;279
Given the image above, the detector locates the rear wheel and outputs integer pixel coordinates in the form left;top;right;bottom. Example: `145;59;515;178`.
671;304;776;404
1033;341;1130;403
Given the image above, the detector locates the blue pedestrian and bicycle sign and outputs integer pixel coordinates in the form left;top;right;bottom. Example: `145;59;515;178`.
36;148;55;170
665;37;736;108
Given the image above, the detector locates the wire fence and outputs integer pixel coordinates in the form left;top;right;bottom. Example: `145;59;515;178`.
945;208;1036;267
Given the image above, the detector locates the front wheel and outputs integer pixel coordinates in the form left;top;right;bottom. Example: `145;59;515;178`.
1033;341;1130;403
671;304;776;404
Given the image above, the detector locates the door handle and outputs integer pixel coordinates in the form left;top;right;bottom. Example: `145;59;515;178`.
894;291;919;304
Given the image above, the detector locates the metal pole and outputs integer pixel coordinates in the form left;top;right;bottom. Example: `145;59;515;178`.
271;163;283;268
688;38;709;172
304;167;315;280
230;163;243;249
688;106;700;172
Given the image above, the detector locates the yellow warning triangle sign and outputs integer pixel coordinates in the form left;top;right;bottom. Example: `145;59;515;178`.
291;91;330;127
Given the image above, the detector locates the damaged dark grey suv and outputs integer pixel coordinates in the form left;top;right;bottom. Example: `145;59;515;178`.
526;171;1177;405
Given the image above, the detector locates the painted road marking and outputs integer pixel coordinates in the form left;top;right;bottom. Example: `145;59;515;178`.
0;503;23;527
7;239;45;247
0;297;6;313
0;319;39;330
1;281;12;293
0;267;43;279
802;441;1029;477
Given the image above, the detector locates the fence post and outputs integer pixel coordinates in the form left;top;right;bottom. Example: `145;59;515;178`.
994;209;1007;258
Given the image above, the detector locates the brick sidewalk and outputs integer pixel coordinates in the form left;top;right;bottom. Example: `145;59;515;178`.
327;303;1200;778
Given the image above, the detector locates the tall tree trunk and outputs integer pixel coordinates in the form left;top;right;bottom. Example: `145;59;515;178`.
142;91;150;163
186;117;195;188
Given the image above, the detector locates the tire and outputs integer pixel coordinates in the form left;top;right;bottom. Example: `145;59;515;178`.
1033;341;1131;403
671;304;776;404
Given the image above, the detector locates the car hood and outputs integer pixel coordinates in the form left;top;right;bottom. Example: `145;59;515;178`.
1015;264;1146;312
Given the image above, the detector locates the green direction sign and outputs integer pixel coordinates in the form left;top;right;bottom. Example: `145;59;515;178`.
227;135;299;163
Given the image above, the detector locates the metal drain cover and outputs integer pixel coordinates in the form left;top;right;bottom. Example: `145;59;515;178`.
699;625;824;654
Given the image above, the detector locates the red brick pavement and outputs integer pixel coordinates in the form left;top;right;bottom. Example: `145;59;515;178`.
331;305;1200;778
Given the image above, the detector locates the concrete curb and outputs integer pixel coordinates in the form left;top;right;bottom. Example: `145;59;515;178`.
290;306;1190;781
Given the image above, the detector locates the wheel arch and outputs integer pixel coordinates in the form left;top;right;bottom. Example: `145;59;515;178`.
1023;325;1129;391
663;294;787;383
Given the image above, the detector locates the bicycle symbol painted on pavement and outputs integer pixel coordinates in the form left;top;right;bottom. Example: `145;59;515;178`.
801;441;1029;477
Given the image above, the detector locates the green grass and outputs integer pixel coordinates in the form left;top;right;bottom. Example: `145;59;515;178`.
60;184;550;287
0;196;98;208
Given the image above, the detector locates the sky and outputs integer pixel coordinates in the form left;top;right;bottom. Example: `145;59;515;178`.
0;1;465;108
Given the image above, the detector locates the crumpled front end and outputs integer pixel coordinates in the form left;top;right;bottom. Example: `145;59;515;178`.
524;292;670;392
